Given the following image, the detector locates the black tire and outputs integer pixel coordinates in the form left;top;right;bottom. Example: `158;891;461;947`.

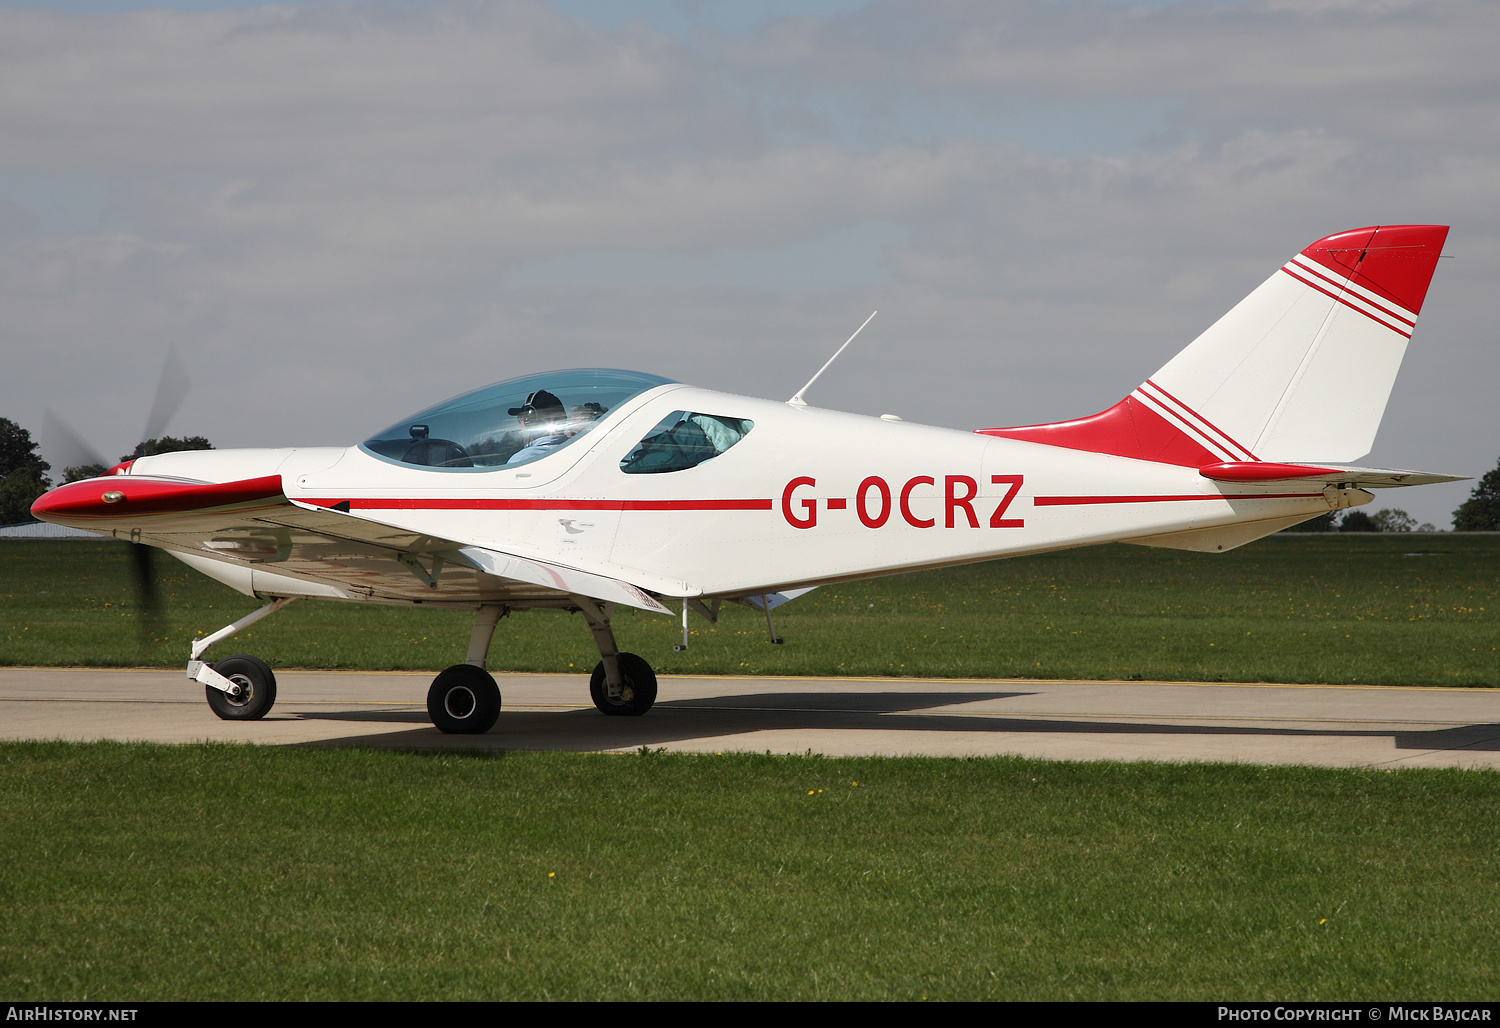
428;664;501;734
589;653;657;716
205;654;277;721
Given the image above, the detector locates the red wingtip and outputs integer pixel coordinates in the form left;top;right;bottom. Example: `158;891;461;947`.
1299;224;1449;316
31;474;284;523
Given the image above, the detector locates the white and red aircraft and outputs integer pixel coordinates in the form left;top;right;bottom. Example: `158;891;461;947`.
32;224;1461;733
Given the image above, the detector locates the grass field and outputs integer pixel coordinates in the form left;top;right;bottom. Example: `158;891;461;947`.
4;538;1498;1001
2;742;1497;1001
2;534;1496;686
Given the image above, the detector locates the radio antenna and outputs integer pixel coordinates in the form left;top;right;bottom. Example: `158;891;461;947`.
788;310;877;408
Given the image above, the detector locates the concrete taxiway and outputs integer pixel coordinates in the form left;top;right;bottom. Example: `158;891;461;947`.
4;666;1499;768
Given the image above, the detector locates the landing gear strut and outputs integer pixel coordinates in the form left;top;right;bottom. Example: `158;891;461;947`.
573;594;657;716
427;604;505;735
188;596;298;721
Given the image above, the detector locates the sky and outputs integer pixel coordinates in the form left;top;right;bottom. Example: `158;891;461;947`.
1;0;1495;528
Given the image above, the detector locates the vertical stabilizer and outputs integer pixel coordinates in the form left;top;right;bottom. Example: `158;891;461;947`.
981;225;1449;466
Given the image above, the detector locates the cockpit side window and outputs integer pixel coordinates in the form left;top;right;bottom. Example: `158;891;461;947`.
360;369;672;471
620;412;753;475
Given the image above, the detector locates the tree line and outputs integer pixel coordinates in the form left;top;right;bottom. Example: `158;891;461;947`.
1290;460;1500;533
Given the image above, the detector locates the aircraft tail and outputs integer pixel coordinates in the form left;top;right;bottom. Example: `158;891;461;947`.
981;225;1450;466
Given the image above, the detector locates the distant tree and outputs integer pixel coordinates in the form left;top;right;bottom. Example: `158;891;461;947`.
0;417;51;524
1284;511;1341;532
63;464;107;483
1453;457;1500;531
123;436;214;461
1371;508;1417;533
1339;510;1378;532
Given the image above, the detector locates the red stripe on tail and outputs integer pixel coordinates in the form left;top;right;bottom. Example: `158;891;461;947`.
1296;225;1449;316
977;396;1221;468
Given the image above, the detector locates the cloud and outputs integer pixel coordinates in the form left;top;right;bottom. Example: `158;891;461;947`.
723;0;1500;149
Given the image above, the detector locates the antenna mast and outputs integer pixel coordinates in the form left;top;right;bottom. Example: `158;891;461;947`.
788;311;877;408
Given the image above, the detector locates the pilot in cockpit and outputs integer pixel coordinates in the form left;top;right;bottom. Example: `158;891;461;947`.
505;389;570;464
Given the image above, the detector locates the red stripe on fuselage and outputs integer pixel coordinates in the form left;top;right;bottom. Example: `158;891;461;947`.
1035;492;1324;506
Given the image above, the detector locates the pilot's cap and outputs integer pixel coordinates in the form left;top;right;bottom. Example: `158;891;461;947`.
508;389;564;419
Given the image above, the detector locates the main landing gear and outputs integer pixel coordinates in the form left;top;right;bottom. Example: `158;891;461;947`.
427;663;501;734
572;595;657;717
424;598;657;734
426;604;505;735
589;653;657;717
187;595;661;732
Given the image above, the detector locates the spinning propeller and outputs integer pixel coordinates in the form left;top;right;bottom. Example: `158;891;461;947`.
42;346;193;646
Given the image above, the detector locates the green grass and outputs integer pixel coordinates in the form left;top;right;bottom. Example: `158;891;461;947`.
2;535;1496;686
1;742;1496;1001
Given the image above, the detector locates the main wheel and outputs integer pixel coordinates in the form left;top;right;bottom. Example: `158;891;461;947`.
205;654;278;721
589;653;657;716
428;664;501;734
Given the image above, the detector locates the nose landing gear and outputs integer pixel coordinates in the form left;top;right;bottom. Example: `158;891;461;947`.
188;597;298;721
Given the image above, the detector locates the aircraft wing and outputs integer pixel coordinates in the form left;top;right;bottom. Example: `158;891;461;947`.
453;545;670;614
30;474;671;614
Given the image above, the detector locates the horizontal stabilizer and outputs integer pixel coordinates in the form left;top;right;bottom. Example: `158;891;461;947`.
1198;462;1466;488
1128;512;1327;553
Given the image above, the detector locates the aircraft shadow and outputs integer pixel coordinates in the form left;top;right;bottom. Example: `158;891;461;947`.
295;690;1028;726
1392;724;1500;752
288;689;1500;756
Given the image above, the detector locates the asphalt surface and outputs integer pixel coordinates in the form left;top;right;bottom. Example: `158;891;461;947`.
4;666;1499;768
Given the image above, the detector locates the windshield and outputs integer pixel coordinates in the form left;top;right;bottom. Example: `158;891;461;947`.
361;369;674;470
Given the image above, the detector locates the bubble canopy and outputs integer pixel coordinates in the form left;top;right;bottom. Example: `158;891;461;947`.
361;369;675;470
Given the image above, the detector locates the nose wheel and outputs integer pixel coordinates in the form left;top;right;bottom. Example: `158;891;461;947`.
204;654;278;720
